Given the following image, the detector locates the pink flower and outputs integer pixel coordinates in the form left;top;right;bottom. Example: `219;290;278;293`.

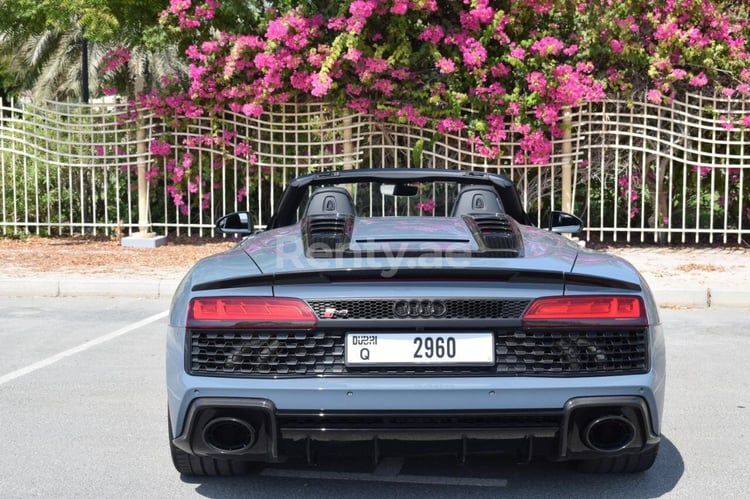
531;36;564;57
150;140;171;156
689;72;708;87
201;40;220;54
266;19;289;41
671;68;687;80
435;57;456;74
460;38;487;69
344;48;362;62
349;0;376;17
510;46;526;60
390;0;408;15
241;103;264;117
346;98;371;113
516;130;552;165
311;73;332;97
469;3;495;25
526;72;547;95
692;165;711;177
101;47;131;73
419;25;444;44
396;105;428;127
654;22;678;41
506;101;521;116
436;117;466;134
647;89;662;104
609;39;624;54
182;153;193;168
416;199;436;213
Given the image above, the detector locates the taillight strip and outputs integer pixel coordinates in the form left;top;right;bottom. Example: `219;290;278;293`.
522;295;647;326
187;297;317;328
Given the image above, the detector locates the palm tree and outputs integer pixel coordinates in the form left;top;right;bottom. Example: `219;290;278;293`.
0;24;185;101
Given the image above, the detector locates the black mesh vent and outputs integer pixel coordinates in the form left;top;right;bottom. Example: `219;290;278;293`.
309;217;348;234
188;328;648;377
190;330;344;376
306;216;351;251
306;299;531;320
493;329;648;374
471;214;519;251
473;215;513;234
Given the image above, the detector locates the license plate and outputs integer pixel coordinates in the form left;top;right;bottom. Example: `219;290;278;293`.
345;332;495;366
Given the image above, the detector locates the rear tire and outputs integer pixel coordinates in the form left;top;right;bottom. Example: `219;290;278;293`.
575;443;659;473
169;414;251;477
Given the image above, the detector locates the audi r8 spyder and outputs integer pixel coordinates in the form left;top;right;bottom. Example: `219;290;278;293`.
166;168;665;476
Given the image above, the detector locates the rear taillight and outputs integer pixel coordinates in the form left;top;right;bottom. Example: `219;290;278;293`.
187;297;317;328
522;295;647;326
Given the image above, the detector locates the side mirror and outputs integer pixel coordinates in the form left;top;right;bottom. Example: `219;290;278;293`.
548;211;584;234
215;211;254;236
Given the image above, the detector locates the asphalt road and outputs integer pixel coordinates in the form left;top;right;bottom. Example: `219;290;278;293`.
0;299;748;498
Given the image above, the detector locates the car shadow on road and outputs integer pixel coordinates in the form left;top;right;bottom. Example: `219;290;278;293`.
184;436;684;499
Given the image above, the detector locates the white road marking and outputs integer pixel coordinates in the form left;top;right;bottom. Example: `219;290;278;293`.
260;467;508;488
0;310;168;387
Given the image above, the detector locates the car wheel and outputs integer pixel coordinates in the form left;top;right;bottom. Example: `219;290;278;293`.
575;443;659;473
168;414;251;477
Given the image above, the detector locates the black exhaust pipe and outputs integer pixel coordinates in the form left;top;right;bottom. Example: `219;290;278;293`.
202;417;257;454
582;415;636;452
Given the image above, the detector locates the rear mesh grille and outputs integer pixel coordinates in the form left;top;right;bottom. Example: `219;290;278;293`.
188;328;648;377
306;299;530;320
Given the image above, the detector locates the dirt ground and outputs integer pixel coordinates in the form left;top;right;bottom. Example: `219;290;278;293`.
0;235;235;279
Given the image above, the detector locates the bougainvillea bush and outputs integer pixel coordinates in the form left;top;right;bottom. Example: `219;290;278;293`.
120;0;750;221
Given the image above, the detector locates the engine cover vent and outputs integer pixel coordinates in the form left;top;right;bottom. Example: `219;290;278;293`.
465;214;522;253
305;215;353;254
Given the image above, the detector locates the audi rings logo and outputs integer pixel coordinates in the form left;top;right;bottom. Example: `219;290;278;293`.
393;300;447;318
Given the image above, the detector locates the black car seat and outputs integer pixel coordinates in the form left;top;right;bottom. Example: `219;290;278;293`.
304;187;356;217
303;187;356;253
450;185;505;217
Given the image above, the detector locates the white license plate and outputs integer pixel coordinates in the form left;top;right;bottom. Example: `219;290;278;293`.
345;332;495;366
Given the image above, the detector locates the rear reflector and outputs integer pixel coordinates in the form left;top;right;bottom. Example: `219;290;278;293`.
522;296;647;325
188;297;317;327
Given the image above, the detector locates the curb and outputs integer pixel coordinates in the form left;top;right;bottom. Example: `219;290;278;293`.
0;278;179;299
0;278;747;308
650;288;750;309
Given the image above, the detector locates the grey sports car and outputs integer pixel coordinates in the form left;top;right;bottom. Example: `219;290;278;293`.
166;168;665;476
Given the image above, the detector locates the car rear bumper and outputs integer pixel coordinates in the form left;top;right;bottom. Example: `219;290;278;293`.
166;323;665;463
170;395;660;464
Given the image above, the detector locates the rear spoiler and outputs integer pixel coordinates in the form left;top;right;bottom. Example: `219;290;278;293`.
191;268;641;292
